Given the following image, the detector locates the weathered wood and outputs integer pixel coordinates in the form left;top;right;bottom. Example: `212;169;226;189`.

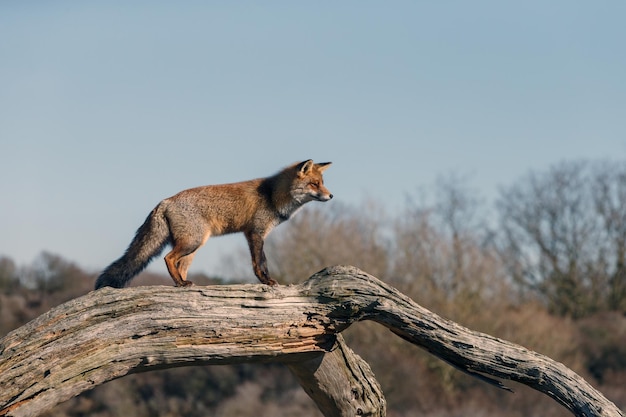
0;265;622;417
287;334;385;417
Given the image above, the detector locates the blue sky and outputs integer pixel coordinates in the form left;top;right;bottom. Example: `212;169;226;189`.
1;2;625;278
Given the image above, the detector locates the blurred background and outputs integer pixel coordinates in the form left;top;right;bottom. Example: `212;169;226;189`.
1;2;625;416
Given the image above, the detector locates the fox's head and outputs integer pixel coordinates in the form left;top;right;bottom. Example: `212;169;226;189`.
294;159;333;202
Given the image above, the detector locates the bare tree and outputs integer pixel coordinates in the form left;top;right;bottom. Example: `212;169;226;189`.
591;161;626;312
0;257;17;291
393;175;506;307
497;160;626;317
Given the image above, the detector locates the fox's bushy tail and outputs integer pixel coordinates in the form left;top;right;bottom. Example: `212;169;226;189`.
95;203;170;289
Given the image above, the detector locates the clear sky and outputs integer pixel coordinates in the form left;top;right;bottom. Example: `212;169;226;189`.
1;1;625;277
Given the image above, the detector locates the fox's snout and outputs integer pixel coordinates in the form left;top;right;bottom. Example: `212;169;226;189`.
316;191;333;201
310;182;333;202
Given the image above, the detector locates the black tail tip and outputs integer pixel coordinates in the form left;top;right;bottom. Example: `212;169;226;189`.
94;274;125;290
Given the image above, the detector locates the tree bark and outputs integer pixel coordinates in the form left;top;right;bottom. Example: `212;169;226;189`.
0;265;622;417
287;333;385;417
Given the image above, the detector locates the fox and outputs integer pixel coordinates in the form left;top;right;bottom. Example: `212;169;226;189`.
94;159;332;289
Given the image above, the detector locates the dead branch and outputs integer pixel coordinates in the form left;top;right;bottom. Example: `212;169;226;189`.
0;265;621;417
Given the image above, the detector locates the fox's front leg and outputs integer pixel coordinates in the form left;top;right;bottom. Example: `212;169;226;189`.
245;231;278;286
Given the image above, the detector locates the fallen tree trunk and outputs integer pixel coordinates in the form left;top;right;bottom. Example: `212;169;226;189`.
0;265;622;417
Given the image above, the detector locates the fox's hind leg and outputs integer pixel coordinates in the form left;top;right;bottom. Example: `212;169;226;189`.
177;252;196;283
164;247;194;287
164;234;208;287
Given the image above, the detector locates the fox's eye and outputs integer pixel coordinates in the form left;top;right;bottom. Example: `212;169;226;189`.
310;181;319;188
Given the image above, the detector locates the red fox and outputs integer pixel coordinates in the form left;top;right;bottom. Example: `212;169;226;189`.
95;160;332;289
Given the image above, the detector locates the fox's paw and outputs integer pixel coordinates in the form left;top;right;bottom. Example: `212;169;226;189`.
176;280;194;287
266;279;278;286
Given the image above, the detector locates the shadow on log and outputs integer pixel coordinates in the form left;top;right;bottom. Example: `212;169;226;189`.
0;265;623;417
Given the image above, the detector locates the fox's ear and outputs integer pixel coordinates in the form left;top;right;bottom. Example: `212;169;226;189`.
297;159;314;176
315;162;332;173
